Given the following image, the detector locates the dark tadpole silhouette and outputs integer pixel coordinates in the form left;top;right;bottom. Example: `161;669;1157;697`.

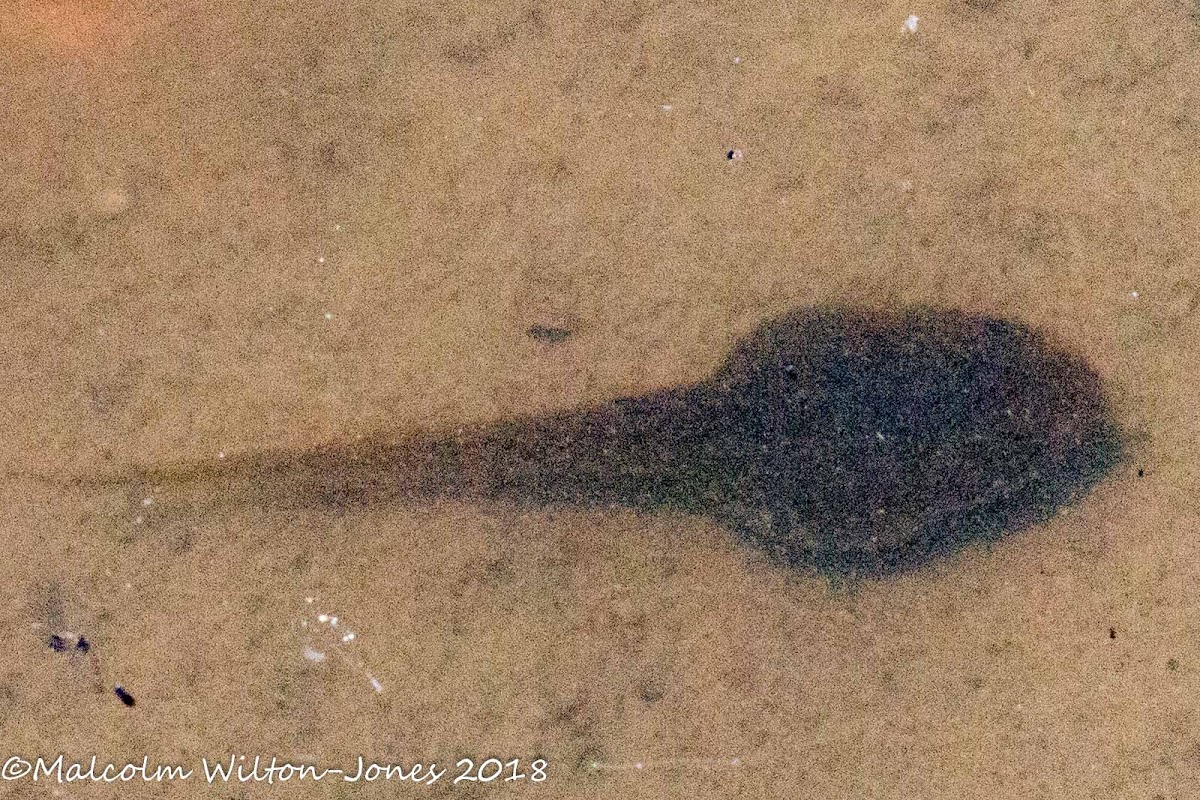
94;306;1125;578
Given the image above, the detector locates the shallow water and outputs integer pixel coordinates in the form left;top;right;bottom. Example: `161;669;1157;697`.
1;1;1198;797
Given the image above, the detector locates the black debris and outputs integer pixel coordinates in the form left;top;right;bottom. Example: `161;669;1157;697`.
527;325;572;344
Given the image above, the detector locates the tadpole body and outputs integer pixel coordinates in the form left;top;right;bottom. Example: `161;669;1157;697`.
113;306;1126;577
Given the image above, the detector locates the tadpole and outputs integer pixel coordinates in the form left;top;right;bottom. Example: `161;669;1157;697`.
85;305;1127;577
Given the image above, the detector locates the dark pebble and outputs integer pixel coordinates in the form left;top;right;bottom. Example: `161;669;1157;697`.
114;685;136;707
527;324;572;344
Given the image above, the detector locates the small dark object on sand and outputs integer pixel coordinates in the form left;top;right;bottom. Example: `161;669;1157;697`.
114;685;135;707
527;324;572;344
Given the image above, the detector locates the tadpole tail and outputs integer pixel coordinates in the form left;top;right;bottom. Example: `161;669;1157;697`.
0;383;724;518
176;382;725;515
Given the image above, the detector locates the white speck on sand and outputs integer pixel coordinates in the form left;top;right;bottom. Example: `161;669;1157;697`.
903;14;920;33
302;598;382;693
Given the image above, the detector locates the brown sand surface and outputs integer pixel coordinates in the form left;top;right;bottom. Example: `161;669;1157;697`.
1;0;1198;797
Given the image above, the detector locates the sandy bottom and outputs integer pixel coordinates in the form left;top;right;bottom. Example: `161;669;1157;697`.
2;0;1199;797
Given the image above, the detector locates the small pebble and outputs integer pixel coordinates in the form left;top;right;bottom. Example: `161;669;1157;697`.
527;325;572;344
114;685;136;707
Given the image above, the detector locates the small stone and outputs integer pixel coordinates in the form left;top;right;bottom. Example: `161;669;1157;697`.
527;325;572;344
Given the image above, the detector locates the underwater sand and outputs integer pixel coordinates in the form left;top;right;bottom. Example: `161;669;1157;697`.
1;0;1199;797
